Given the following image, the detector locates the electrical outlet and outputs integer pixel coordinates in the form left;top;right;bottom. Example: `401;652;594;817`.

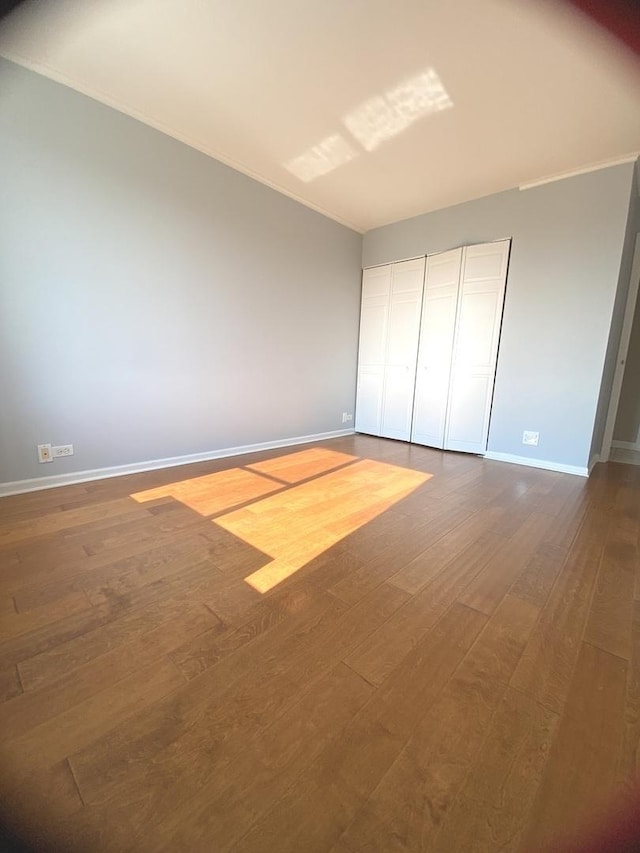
522;430;539;446
53;444;74;458
37;444;53;463
342;412;353;423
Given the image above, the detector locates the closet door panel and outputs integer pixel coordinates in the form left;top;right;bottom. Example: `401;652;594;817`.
355;366;384;435
386;298;422;364
444;240;510;454
381;366;415;438
358;301;388;364
411;249;462;449
355;266;391;436
358;266;391;364
380;258;425;441
446;375;493;449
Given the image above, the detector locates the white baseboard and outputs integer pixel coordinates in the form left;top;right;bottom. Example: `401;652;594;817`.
483;451;589;477
589;453;600;474
612;439;640;451
610;446;640;466
0;429;356;498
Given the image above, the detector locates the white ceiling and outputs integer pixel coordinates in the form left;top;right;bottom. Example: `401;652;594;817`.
1;0;639;232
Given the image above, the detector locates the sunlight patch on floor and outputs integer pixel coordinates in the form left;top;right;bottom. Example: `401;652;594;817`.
130;448;431;594
246;447;358;483
130;467;280;515
215;459;431;593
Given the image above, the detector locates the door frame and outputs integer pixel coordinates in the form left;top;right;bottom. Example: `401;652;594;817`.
600;232;640;463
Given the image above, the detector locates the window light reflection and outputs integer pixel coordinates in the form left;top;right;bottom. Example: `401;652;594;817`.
284;133;358;182
344;68;453;152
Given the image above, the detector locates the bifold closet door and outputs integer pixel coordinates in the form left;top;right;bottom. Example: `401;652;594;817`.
411;248;462;449
381;258;425;440
354;265;391;436
356;242;508;452
444;240;510;453
355;258;425;441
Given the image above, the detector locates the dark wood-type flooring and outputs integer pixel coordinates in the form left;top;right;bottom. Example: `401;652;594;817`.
0;435;639;852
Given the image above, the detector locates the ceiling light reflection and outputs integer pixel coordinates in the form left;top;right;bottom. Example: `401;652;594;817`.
344;68;453;152
285;133;358;182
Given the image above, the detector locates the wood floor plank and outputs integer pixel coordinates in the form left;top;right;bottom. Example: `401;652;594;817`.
618;599;640;790
509;507;610;713
130;466;284;517
17;593;221;692
335;594;540;852
228;604;487;853
44;661;371;853
167;557;391;687
76;510;202;557
2;525;214;601
524;471;581;516
66;592;350;806
509;541;567;607
0;605;113;675
0;497;149;546
0;758;84;851
168;598;289;681
387;503;507;595
0;555;227;673
0;608;218;744
246;447;358;483
0;540;87;593
345;531;504;686
329;502;475;605
147;662;374;852
0;664;22;703
457;510;556;615
584;521;636;660
521;641;627;849
0;438;636;853
79;537;219;608
68;581;408;828
57;503;165;546
0;484;89;521
541;488;592;552
0;589;93;642
431;687;559;852
219;459;430;593
0;593;17;617
0;657;186;778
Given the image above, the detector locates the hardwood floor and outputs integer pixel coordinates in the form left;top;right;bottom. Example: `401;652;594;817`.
0;435;638;852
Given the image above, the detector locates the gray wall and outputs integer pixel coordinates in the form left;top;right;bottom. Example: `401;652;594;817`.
0;58;362;486
363;164;635;469
613;164;640;446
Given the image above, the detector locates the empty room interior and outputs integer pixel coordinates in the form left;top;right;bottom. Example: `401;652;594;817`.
1;0;640;850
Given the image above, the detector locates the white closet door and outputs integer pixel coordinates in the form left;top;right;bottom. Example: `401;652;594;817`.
444;240;510;454
411;248;462;448
380;258;425;441
355;265;391;435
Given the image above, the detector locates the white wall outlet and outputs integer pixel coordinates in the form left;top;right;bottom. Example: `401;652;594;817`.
522;430;539;446
52;444;74;458
37;444;53;463
342;412;353;423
